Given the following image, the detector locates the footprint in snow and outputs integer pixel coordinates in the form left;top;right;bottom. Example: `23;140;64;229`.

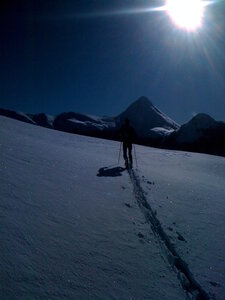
176;232;186;242
138;232;145;239
209;281;221;287
137;232;145;244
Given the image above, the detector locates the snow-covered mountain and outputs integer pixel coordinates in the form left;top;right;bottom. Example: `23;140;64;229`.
116;96;179;136
1;98;225;157
0;108;35;125
53;96;179;139
165;113;225;156
0;97;179;140
53;112;116;137
0;108;54;128
1;116;225;299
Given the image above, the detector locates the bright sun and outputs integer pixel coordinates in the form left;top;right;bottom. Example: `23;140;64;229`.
166;0;204;31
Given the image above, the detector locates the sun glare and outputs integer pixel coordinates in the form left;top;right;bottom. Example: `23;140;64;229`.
166;0;204;31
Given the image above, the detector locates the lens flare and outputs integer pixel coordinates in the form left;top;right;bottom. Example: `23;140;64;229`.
166;0;204;31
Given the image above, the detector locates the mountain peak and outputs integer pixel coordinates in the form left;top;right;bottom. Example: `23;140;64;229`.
191;113;215;123
188;113;216;129
133;96;152;107
116;96;179;135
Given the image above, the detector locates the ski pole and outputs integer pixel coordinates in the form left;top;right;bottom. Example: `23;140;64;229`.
118;142;122;164
134;144;138;169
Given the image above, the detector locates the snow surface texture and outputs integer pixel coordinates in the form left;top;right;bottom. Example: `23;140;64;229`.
0;116;225;299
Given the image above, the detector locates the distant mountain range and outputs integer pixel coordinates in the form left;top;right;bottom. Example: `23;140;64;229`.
1;96;225;157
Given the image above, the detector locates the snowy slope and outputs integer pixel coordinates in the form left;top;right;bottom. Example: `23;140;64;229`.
0;116;225;299
138;147;225;300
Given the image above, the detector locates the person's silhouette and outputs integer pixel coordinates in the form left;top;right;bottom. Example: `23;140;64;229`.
120;118;135;168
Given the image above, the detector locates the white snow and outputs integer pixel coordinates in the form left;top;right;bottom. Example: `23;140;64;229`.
0;116;224;299
150;127;175;136
138;147;225;300
68;118;112;131
151;104;179;130
53;112;116;134
46;114;55;127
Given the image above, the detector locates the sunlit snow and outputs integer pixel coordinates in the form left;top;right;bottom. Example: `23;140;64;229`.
0;116;224;299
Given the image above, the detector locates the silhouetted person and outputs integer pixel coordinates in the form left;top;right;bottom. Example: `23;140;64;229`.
120;118;135;168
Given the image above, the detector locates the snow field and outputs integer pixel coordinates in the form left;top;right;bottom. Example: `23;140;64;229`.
0;116;224;299
0;116;184;299
137;147;225;299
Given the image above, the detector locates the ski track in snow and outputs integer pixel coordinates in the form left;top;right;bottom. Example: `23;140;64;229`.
128;168;209;300
1;116;224;299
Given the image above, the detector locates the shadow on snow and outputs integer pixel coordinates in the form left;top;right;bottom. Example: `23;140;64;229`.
97;166;126;177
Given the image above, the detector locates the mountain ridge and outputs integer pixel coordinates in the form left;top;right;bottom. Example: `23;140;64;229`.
1;97;225;157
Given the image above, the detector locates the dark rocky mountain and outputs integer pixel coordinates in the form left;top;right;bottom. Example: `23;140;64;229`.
164;114;225;156
0;108;35;125
29;113;53;128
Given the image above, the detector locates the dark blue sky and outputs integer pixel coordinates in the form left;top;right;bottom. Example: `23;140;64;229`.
0;0;224;124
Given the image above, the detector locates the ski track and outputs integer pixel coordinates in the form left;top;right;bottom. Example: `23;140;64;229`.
128;168;209;300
